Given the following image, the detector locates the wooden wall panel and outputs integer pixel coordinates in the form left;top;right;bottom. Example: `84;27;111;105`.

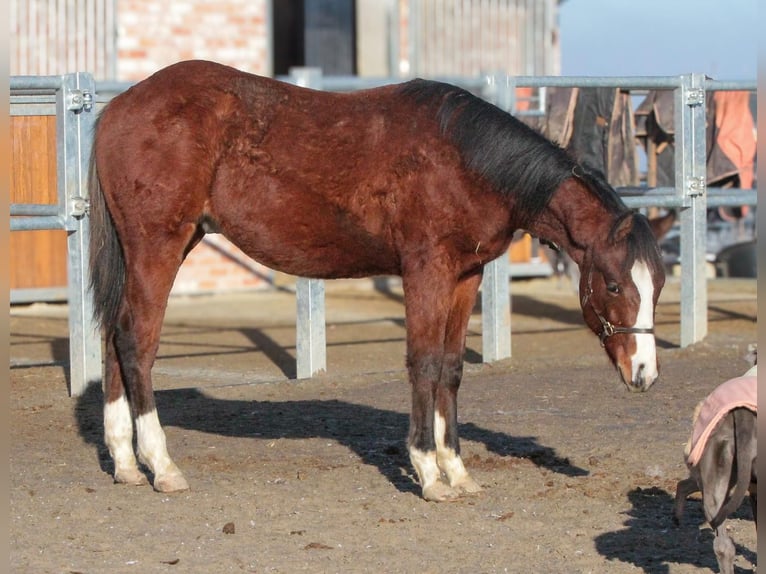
10;115;68;291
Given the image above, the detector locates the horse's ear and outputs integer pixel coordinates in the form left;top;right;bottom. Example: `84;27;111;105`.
611;213;634;244
648;209;676;240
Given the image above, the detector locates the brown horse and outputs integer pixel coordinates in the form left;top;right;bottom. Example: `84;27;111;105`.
89;60;665;501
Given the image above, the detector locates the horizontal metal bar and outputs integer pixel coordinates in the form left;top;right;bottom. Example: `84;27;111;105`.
11;94;57;105
11;204;60;216
617;187;757;208
32;76;758;111
511;75;685;90
277;74;488;93
622;196;682;209
280;74;758;95
11;75;63;92
11;286;68;304
11;216;65;231
705;194;759;208
10;103;57;116
705;79;757;92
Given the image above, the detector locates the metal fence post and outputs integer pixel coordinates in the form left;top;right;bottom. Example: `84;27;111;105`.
479;74;512;362
674;73;708;347
288;67;328;378
295;278;327;378
57;72;102;396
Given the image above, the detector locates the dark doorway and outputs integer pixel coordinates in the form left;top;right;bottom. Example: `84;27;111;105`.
273;0;356;76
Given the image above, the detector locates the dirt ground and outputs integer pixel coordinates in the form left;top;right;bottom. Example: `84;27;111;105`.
10;275;757;574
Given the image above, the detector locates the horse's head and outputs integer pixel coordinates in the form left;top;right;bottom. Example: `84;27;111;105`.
579;212;666;392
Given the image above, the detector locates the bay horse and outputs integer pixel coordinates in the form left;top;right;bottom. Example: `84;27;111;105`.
89;60;665;501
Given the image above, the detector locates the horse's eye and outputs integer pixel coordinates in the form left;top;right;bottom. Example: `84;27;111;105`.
606;282;620;294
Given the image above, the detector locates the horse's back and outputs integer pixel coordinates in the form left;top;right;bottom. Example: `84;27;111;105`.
92;61;508;279
95;60;283;181
94;61;426;277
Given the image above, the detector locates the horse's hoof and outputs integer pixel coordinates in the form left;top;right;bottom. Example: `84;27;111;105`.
114;468;149;486
454;476;483;495
422;482;460;502
153;473;190;493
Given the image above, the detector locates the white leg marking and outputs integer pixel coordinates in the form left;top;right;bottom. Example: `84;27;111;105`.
136;410;189;492
631;261;658;386
409;447;441;491
409;446;458;501
104;396;146;485
434;413;482;494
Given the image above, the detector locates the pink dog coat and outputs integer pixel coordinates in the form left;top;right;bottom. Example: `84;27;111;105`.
686;366;757;467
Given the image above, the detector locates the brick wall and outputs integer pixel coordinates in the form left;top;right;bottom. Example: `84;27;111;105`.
116;0;277;295
117;0;270;80
172;235;275;295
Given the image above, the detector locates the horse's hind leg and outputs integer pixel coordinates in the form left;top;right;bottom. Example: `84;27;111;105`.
434;274;482;495
106;226;202;492
672;476;699;525
104;336;148;486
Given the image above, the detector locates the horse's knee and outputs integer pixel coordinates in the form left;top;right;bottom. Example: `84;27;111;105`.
407;353;441;383
440;353;464;390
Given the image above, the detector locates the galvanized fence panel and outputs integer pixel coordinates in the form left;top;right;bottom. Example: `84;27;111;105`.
10;71;757;396
11;73;102;396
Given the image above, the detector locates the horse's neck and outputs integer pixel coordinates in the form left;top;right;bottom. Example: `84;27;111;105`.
526;178;615;266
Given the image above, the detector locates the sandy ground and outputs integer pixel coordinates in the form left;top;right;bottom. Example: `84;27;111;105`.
9;276;757;574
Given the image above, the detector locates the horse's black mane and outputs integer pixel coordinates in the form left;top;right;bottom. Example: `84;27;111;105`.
398;78;582;225
397;79;662;268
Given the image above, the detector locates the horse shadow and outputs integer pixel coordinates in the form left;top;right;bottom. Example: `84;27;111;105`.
74;382;587;497
594;486;757;573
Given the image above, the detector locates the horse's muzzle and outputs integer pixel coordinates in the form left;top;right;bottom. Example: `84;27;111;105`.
623;365;657;393
619;362;658;393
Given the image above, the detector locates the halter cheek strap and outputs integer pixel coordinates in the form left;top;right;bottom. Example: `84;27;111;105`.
581;265;655;347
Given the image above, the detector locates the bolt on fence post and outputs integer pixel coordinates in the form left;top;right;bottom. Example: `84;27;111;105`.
57;72;102;396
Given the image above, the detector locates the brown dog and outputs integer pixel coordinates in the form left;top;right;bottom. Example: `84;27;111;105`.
673;362;757;574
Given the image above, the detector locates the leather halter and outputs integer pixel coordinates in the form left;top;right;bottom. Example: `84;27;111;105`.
580;264;655;346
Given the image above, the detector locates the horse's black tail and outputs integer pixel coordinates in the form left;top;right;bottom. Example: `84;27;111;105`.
709;408;757;529
88;119;125;337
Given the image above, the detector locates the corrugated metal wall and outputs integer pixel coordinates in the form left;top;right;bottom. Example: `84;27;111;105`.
403;0;558;77
10;0;118;80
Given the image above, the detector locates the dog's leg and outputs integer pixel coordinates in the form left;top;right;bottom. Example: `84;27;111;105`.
672;476;699;525
713;524;736;574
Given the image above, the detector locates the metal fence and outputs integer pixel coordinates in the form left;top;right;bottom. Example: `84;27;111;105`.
10;70;757;396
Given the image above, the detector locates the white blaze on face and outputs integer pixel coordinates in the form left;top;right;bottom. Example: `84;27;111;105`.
630;260;658;386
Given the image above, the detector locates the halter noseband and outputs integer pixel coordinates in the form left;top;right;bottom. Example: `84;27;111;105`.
580;265;654;346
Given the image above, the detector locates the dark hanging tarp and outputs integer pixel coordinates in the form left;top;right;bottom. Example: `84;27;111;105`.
524;87;639;187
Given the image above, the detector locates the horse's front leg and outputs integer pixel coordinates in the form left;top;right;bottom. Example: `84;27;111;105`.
407;351;455;502
434;353;481;495
404;270;481;501
434;274;483;495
